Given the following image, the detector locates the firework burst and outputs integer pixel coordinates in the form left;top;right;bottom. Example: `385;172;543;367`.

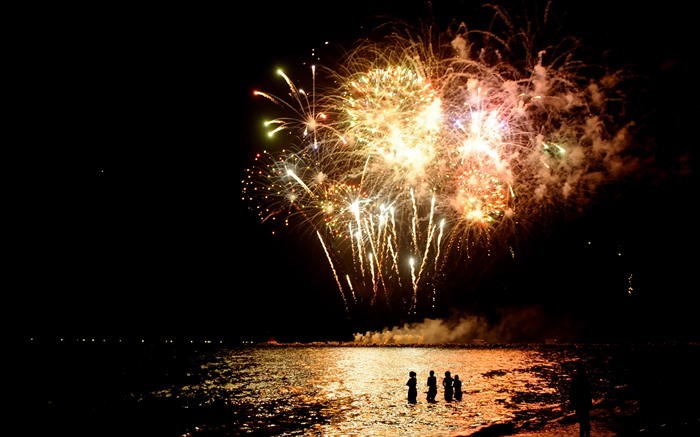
242;6;638;320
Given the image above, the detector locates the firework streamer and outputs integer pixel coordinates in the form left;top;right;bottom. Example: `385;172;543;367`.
242;3;639;322
317;230;348;312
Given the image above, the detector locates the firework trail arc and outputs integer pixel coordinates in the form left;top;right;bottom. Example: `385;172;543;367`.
242;7;638;320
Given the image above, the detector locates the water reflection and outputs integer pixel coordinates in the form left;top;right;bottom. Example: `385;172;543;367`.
21;341;700;436
194;346;568;436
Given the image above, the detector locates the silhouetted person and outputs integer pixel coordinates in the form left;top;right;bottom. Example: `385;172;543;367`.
569;362;592;437
406;371;418;403
453;374;463;401
426;370;437;403
442;371;454;401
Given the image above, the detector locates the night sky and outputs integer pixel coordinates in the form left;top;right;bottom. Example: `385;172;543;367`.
11;1;695;343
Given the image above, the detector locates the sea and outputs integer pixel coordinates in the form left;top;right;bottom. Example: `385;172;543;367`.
16;338;700;437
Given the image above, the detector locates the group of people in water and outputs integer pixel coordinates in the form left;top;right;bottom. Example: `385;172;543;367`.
406;370;463;403
408;363;592;437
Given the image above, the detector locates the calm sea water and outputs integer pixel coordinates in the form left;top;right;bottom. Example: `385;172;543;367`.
17;340;700;436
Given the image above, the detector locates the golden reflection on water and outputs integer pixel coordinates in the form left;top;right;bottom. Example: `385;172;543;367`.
219;346;566;436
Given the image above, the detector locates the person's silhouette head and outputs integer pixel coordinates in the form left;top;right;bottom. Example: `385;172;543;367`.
409;371;416;377
445;371;451;377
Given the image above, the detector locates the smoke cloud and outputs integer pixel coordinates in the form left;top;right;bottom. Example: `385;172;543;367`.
352;306;581;344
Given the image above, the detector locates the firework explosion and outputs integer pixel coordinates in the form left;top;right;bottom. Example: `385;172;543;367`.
242;8;637;320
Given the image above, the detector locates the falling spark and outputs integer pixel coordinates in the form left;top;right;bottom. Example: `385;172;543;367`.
242;5;638;319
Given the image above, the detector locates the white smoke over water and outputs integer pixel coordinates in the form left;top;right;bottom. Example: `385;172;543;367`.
352;306;580;344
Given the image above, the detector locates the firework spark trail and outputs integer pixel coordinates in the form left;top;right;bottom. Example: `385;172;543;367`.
242;6;638;319
413;195;438;300
317;230;348;312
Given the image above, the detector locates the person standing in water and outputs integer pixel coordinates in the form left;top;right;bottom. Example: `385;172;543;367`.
453;374;463;401
406;371;418;403
569;362;592;437
426;370;437;402
442;371;454;401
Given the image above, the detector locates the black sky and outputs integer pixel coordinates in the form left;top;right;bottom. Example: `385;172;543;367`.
10;1;696;343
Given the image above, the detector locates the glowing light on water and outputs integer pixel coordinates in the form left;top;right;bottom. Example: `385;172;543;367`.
242;6;639;319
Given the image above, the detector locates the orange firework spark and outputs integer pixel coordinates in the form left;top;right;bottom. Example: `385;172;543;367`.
242;6;638;318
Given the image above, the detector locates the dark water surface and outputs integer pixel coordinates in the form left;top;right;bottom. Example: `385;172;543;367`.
17;340;700;436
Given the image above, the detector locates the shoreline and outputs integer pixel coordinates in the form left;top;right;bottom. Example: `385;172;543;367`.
456;399;700;436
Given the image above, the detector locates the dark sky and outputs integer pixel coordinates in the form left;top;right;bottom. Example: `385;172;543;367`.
10;1;696;343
